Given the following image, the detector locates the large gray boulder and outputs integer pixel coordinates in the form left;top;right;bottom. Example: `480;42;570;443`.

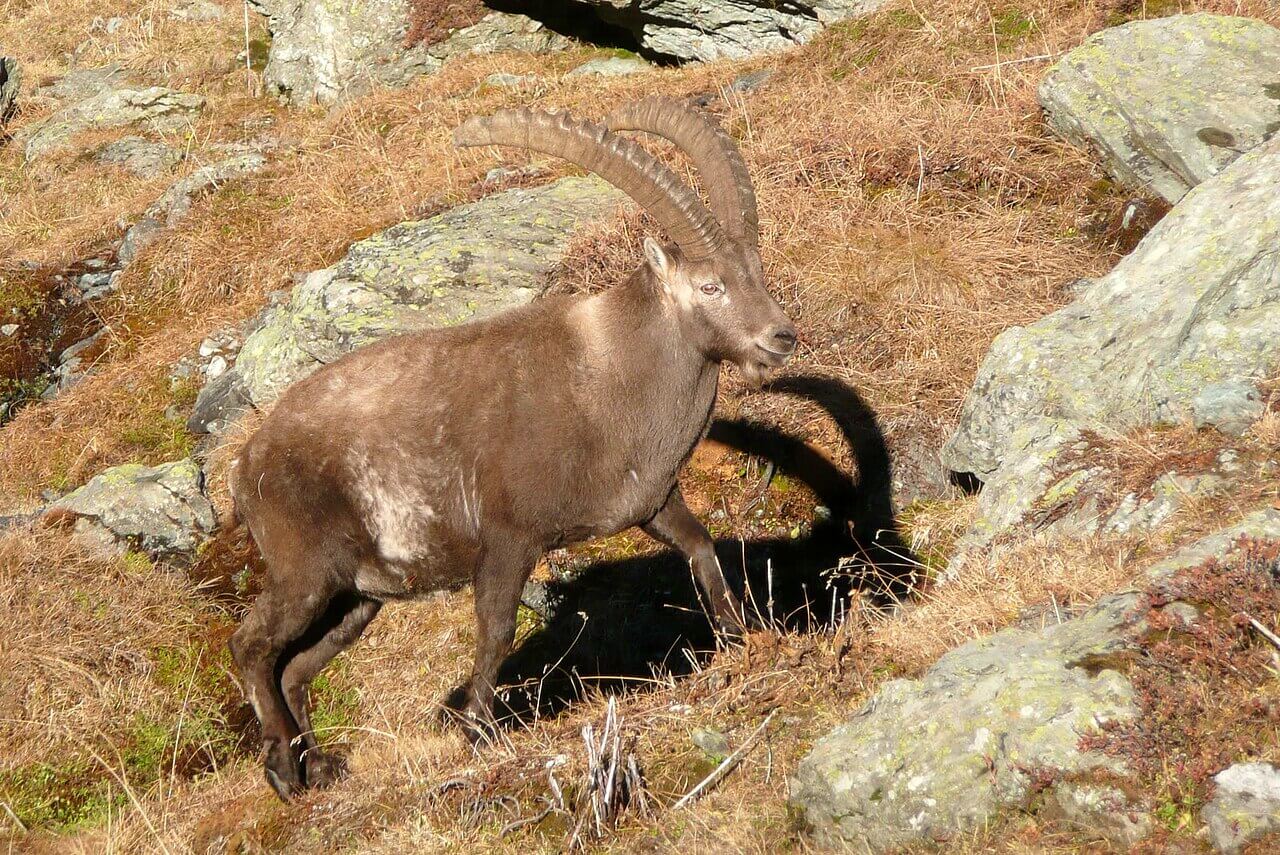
573;0;889;61
1039;14;1280;204
943;132;1280;484
200;176;625;414
20;87;204;160
1203;763;1280;854
251;2;569;105
791;509;1280;850
791;592;1144;849
0;55;19;124
47;459;216;560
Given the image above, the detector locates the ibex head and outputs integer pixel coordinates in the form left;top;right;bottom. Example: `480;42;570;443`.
454;98;797;386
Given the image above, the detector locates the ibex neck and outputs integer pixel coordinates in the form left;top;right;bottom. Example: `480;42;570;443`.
573;270;719;429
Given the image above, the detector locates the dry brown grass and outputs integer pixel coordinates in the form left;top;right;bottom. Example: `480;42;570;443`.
4;0;1280;851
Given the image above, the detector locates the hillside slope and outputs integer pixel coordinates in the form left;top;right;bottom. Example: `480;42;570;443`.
2;0;1278;852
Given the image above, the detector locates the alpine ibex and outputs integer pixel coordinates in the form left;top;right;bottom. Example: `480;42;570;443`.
228;98;797;799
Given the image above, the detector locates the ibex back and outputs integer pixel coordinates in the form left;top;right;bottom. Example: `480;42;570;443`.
228;98;797;800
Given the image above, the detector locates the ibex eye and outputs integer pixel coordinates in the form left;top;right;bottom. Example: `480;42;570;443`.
700;282;722;296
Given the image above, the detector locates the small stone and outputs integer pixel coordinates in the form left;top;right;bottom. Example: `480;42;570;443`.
118;217;164;266
205;355;228;379
482;72;542;90
0;324;17;336
733;68;774;92
691;727;730;759
1192;381;1266;437
168;0;224;22
20;86;205;161
187;368;251;434
198;338;218;358
95;136;183;178
1202;762;1280;854
1044;782;1153;849
566;56;651;77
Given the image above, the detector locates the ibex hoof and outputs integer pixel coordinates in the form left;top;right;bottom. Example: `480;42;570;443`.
264;740;304;801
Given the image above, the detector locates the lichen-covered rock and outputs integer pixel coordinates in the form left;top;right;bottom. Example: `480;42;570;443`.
252;1;568;105
943;132;1280;483
20;87;204;160
222;176;625;408
1039;14;1280;204
955;416;1234;550
94;136;183;178
577;0;889;61
47;460;216;559
1202;763;1280;854
790;592;1144;850
792;509;1280;849
0;55;20;124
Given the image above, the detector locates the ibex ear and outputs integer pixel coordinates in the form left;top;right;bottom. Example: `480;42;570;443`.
643;237;676;287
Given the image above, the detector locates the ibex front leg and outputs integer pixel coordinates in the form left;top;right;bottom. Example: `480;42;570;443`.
460;539;538;744
643;487;751;637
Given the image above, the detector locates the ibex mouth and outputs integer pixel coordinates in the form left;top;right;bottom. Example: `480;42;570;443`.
738;345;792;388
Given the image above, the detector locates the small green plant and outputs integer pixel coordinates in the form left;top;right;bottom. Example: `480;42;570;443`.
309;659;362;740
992;8;1037;45
0;761;121;832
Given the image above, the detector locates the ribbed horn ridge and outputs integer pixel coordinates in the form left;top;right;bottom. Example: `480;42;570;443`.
606;97;759;248
454;108;725;261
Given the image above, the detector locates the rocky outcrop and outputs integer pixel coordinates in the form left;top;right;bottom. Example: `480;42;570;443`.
47;459;216;560
192;176;625;422
0;55;19;125
20;87;204;160
1039;14;1280;204
790;509;1280;851
943;132;1280;485
251;2;569;105
571;0;888;61
1203;763;1280;854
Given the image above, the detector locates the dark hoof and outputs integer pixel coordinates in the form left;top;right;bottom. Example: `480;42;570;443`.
264;740;304;801
304;750;348;788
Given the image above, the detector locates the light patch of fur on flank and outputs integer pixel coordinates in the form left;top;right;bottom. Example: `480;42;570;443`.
348;447;434;565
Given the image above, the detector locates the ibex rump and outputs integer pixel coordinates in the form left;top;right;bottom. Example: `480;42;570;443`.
229;98;797;799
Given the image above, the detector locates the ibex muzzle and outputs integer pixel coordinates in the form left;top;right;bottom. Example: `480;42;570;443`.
228;98;797;800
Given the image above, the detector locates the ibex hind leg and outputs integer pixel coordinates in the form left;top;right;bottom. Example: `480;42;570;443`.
280;593;381;789
230;579;340;801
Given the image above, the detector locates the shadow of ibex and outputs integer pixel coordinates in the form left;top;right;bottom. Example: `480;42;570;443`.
489;373;919;724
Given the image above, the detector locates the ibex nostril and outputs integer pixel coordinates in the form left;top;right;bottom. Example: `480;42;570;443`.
773;327;798;353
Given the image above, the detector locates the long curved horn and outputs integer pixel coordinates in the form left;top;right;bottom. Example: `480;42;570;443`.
606;97;759;248
454;108;724;261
